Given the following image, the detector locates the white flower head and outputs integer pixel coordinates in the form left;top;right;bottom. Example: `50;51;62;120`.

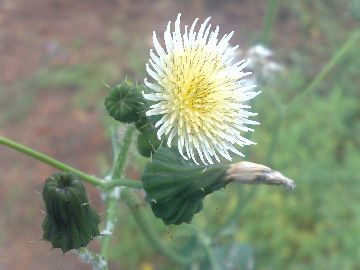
143;14;260;165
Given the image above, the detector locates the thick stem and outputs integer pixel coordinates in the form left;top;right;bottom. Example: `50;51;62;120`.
0;136;104;187
74;248;107;270
100;126;136;264
111;126;136;179
104;178;143;190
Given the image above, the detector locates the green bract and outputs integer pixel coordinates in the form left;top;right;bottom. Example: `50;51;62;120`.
42;172;100;253
104;81;144;123
135;114;161;132
141;147;230;225
137;133;158;157
137;127;161;158
135;114;161;157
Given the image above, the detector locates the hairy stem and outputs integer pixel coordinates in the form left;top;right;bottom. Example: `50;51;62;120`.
112;126;136;179
100;126;136;265
74;248;107;270
104;178;143;190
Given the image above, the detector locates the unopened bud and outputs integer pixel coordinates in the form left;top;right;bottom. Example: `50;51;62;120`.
104;81;144;123
226;161;295;190
42;172;100;253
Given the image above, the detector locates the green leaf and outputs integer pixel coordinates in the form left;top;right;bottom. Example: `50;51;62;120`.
141;147;230;225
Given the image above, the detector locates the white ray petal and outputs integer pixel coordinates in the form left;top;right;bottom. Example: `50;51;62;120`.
197;17;211;40
152;31;166;58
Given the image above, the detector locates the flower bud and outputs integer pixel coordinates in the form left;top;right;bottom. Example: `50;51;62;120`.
42;172;100;253
104;81;144;123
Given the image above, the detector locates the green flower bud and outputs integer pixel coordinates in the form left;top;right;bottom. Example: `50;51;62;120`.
141;147;229;225
104;81;144;123
42;172;100;253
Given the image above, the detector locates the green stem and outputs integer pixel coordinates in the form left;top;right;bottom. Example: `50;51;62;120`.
261;0;279;45
74;248;107;270
0;136;104;187
121;188;199;266
104;178;143;190
100;126;136;264
112;126;136;179
287;30;360;110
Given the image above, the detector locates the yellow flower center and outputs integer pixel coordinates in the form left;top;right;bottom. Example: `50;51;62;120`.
160;44;235;135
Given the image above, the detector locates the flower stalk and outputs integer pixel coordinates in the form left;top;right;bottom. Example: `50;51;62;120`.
74;248;107;270
0;136;141;190
0;136;104;187
100;125;136;265
103;178;142;190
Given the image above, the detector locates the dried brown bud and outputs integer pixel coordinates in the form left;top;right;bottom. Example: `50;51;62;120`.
225;161;295;191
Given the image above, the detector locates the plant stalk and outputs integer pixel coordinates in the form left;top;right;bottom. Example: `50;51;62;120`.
100;125;136;265
104;178;142;190
0;136;104;187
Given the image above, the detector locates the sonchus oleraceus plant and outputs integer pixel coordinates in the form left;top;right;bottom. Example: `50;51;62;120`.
0;13;295;270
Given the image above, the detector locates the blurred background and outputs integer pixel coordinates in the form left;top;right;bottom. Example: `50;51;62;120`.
0;0;359;269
